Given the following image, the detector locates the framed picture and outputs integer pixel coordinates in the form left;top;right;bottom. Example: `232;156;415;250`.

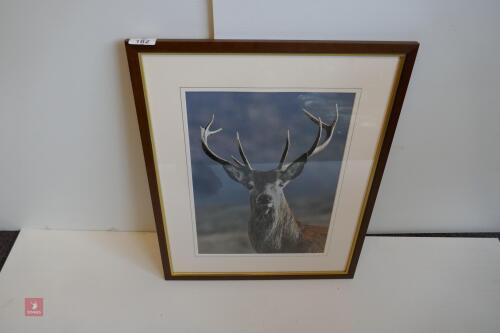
125;39;418;279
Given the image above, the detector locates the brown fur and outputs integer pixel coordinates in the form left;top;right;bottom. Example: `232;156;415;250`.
298;223;329;252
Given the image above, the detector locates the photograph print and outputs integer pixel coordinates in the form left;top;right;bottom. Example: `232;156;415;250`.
183;89;356;255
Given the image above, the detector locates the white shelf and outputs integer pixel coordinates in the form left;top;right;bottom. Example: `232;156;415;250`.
0;229;499;332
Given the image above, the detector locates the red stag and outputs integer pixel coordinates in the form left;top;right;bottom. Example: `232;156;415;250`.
200;106;339;253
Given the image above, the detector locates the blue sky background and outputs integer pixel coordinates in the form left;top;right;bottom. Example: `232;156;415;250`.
184;91;355;253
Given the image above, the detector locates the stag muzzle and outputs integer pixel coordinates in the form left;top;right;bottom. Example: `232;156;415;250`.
256;193;273;206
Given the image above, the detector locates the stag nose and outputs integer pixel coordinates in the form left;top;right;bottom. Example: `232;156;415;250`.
256;194;272;206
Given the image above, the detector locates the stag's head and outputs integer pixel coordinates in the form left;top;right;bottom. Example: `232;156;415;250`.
200;106;339;217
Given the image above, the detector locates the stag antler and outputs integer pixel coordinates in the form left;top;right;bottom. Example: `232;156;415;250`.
277;130;290;170
200;114;253;170
278;104;339;170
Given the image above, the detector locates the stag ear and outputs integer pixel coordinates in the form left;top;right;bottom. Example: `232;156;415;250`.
222;165;251;187
279;159;306;185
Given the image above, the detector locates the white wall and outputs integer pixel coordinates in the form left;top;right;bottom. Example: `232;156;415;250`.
0;0;209;231
1;0;499;232
214;0;500;233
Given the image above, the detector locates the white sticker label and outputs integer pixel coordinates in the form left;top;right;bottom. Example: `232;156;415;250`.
128;38;157;46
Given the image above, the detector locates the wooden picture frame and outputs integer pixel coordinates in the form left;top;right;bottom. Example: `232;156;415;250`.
125;39;418;280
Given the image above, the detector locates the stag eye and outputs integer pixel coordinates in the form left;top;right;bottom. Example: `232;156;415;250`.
277;179;289;188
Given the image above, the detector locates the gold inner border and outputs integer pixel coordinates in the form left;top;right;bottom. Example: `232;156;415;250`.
139;53;405;277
